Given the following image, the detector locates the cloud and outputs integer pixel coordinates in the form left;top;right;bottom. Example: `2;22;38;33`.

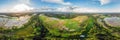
99;0;111;5
50;6;99;12
0;0;33;13
72;7;120;13
56;6;73;12
0;4;33;12
11;4;33;12
41;0;71;5
18;0;31;5
38;6;120;13
73;8;100;13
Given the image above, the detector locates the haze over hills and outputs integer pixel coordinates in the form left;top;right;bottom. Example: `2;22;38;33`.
0;4;120;13
0;0;120;13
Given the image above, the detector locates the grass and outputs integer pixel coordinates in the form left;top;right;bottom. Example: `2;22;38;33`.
1;14;119;39
0;15;39;39
39;14;91;37
13;25;34;38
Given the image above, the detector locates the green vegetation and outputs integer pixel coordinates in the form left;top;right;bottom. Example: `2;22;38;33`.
96;16;120;39
39;14;95;38
0;13;120;40
88;15;120;40
0;14;41;40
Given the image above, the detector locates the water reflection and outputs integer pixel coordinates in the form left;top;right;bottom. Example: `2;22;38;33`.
0;15;31;29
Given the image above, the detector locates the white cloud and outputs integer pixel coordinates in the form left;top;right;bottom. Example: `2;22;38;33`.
41;0;71;5
54;6;100;12
11;4;33;12
0;0;120;13
0;4;33;13
73;7;120;13
56;6;72;12
73;8;100;13
18;0;31;4
99;0;111;5
0;0;33;13
38;6;120;13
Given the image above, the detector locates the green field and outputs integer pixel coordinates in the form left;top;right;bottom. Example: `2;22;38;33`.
0;13;120;40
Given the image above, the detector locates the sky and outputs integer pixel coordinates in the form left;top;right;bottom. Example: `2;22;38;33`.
0;0;120;13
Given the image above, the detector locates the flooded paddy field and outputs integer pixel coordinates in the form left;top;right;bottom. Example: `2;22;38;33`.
0;12;120;40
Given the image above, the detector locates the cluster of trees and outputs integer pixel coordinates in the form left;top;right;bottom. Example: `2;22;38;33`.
0;13;120;40
0;14;43;40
